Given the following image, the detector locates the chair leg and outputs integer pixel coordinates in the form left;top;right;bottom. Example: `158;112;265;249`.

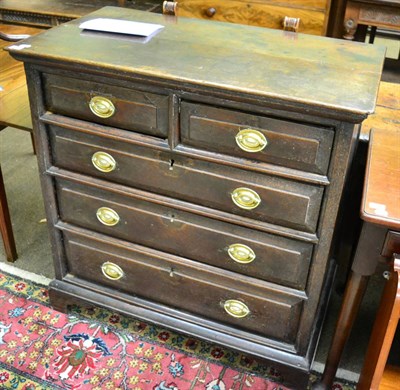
0;165;17;262
30;133;36;155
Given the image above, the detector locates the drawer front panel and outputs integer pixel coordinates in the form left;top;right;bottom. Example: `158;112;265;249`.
177;0;327;35
382;231;400;258
181;102;334;175
42;73;169;137
56;179;313;289
50;125;323;232
63;229;304;343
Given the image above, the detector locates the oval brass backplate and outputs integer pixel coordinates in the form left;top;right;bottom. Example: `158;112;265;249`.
235;129;267;153
231;187;261;210
223;299;250;318
96;207;120;226
92;151;116;173
228;244;256;264
89;96;115;118
101;262;124;280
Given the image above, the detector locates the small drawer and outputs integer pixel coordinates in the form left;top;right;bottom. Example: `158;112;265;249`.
177;0;327;35
49;125;323;232
42;73;169;137
62;229;305;344
56;178;313;289
381;231;400;258
180;102;334;175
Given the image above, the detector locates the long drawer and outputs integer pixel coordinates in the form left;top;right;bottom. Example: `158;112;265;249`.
42;73;169;137
62;228;305;344
181;101;334;175
176;0;329;35
56;178;313;289
49;124;324;232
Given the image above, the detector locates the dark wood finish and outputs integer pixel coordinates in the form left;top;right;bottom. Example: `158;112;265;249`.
43;73;169;137
382;231;400;257
8;8;384;387
49;124;324;233
6;7;385;118
343;0;400;40
180;101;334;175
63;228;304;343
55;177;313;289
326;0;347;37
315;126;400;389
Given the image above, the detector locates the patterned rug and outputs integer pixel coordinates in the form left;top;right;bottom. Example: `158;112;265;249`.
0;271;355;390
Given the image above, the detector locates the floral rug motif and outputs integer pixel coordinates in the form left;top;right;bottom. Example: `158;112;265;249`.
0;271;355;389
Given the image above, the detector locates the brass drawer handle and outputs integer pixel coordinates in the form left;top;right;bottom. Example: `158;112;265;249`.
224;300;250;318
92;151;116;173
235;129;267;153
89;96;115;118
283;16;300;32
205;7;216;17
228;244;256;264
101;262;124;280
231;188;261;210
96;207;120;226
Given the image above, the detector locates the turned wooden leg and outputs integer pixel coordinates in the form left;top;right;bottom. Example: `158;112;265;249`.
30;133;36;155
313;273;369;389
0;165;17;261
357;256;400;389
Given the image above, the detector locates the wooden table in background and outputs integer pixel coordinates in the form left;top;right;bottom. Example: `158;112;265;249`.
0;23;41;262
0;0;161;27
313;83;400;389
356;127;400;389
0;24;39;131
343;0;400;40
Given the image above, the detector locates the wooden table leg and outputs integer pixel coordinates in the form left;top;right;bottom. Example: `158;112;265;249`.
0;164;17;261
313;223;387;389
357;256;400;389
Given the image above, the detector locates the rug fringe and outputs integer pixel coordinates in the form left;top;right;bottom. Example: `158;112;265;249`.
0;262;51;286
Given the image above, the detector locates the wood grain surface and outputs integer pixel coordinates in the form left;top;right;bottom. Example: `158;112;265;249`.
7;7;385;117
362;127;400;229
176;0;329;35
0;24;42;130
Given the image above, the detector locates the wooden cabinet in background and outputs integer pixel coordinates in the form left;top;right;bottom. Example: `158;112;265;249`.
176;0;332;35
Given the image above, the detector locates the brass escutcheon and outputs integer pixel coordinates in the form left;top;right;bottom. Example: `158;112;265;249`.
224;300;250;318
96;207;120;226
89;96;115;118
235;129;267;153
231;187;261;210
92;151;116;173
228;244;256;264
101;262;124;280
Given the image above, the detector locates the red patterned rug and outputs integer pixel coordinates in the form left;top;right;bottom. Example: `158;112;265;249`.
0;271;354;389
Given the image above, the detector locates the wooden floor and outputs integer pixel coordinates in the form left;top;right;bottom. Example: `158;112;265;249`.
380;365;400;390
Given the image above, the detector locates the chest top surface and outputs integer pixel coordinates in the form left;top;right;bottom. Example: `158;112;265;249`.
8;6;385;116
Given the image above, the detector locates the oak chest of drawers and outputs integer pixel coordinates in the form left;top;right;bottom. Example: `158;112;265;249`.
8;7;385;386
175;0;332;35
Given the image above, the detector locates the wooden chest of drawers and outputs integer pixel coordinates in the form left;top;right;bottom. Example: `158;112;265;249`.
175;0;332;35
8;7;385;386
